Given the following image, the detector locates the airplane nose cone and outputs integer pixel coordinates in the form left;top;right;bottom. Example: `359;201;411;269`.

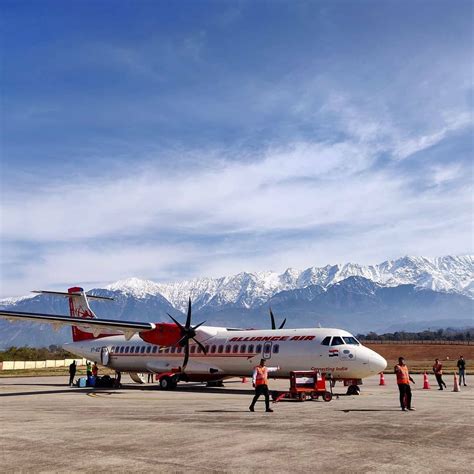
369;352;387;373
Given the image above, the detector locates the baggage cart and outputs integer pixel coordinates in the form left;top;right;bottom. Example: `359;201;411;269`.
272;370;333;402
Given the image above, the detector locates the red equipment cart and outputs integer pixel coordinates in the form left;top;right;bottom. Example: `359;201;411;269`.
272;370;333;402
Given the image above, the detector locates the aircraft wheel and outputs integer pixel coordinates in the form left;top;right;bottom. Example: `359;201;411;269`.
170;375;179;389
323;391;332;402
346;385;360;395
159;376;172;390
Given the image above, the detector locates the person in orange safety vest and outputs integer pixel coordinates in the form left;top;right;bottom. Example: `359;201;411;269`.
394;357;416;411
249;359;279;413
432;358;447;390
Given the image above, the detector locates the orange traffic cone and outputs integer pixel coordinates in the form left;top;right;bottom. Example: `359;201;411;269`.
453;373;460;392
379;372;386;386
423;372;431;389
241;377;247;383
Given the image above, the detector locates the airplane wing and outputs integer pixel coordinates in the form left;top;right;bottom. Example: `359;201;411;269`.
0;310;155;338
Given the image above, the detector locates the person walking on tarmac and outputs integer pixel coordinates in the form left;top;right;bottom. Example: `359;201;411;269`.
68;360;76;386
249;359;279;413
457;355;467;386
433;358;447;390
394;357;416;411
86;361;92;384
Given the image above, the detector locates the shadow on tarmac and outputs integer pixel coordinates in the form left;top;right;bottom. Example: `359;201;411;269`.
340;409;400;412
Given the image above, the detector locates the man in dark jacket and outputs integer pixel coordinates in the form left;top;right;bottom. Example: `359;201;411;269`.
457;356;467;386
68;360;77;386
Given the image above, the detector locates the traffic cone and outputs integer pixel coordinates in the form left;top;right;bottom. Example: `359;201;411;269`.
453;373;460;392
241;377;247;383
379;372;386;386
423;372;431;389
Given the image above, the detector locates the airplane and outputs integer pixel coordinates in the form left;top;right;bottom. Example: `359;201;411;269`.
0;286;387;392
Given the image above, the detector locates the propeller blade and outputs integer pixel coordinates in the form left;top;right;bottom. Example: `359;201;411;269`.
182;343;190;371
185;297;192;329
192;320;206;331
194;338;207;355
278;318;287;329
167;313;185;332
269;308;276;330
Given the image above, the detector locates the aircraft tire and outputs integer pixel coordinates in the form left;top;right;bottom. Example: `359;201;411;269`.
159;376;172;390
346;385;360;395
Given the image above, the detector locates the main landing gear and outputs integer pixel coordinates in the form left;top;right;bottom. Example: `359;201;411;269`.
159;374;179;390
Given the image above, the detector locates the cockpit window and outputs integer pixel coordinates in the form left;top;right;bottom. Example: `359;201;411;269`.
343;336;359;345
331;336;344;346
321;336;331;346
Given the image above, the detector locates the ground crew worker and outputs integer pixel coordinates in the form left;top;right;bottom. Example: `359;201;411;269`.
68;360;76;386
92;362;99;377
249;359;279;413
394;357;415;411
432;358;447;390
457;355;466;386
86;361;92;384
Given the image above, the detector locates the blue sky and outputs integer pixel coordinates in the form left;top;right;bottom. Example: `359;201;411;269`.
1;0;472;297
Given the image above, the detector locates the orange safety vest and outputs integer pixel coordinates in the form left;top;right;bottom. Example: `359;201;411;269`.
433;363;442;375
395;364;409;384
254;366;268;386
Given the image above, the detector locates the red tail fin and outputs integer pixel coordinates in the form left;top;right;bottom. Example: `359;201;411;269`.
68;287;101;342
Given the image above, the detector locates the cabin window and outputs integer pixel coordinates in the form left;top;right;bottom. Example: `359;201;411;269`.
205;345;210;354
119;346;125;354
321;337;331;346
152;346;158;353
177;346;182;354
211;345;216;354
197;346;202;353
170;346;176;353
164;347;170;353
232;345;239;353
331;336;344;346
146;346;151;353
240;345;246;353
140;346;145;353
218;345;224;354
225;345;231;354
343;336;359;345
190;346;196;354
124;346;129;354
273;344;280;354
256;344;262;353
248;345;254;353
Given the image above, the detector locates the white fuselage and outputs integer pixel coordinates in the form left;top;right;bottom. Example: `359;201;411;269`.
64;326;387;381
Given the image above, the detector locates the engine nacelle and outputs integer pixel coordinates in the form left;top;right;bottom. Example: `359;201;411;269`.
139;323;182;346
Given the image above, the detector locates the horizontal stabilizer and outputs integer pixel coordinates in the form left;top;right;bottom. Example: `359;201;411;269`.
0;310;154;336
31;290;113;301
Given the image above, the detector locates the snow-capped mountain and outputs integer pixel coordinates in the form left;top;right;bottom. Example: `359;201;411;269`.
104;255;474;312
0;255;472;348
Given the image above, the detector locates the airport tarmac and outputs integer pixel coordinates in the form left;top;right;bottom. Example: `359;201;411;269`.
1;374;473;473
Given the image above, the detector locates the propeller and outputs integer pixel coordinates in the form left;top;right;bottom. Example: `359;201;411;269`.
167;297;206;371
269;307;286;330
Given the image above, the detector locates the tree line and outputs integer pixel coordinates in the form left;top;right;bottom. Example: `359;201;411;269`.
0;345;76;361
357;328;473;342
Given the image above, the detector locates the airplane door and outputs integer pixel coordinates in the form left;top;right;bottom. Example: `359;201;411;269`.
101;347;110;366
262;342;272;359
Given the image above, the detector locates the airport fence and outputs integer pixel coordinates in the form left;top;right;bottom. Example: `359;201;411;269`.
361;340;473;345
0;358;87;371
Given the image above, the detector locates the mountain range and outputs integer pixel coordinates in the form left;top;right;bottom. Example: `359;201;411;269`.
0;255;472;348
